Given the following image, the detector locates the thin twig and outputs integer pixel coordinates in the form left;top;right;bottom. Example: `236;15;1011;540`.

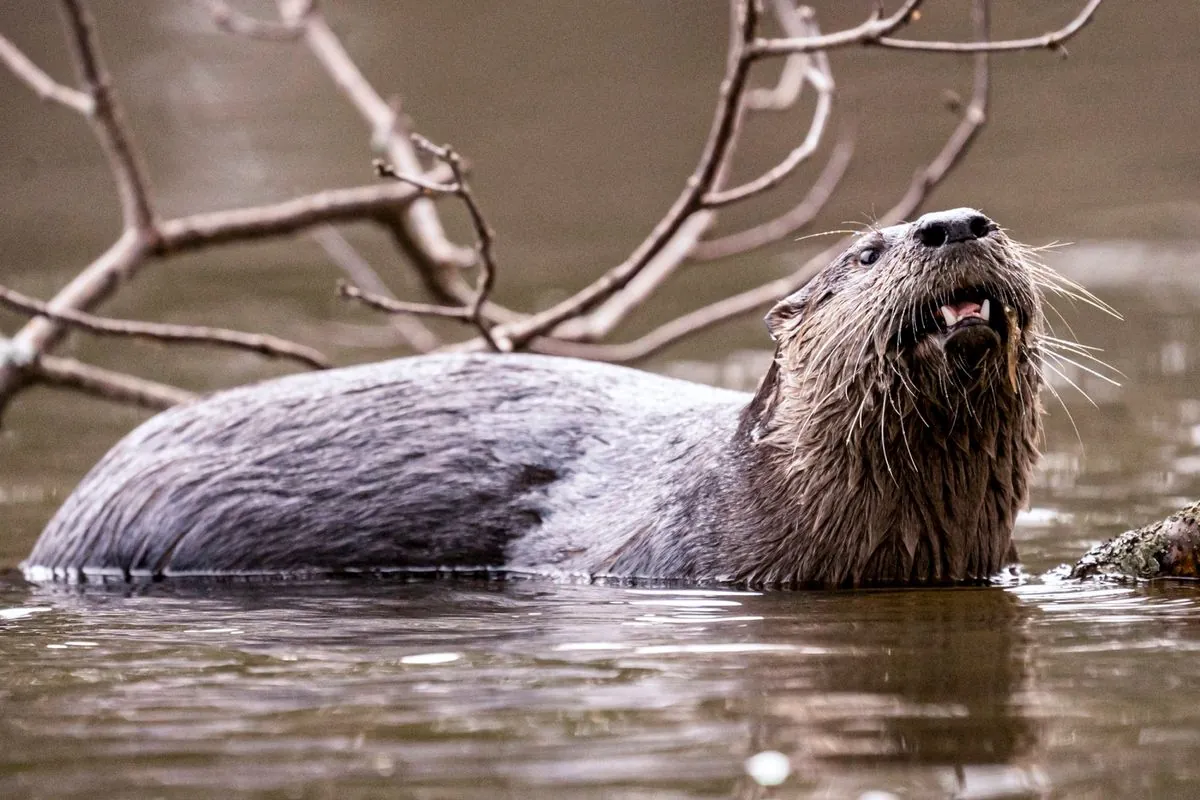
373;159;457;194
745;0;816;111
276;0;477;284
690;134;853;261
411;135;503;351
874;0;991;226
0;284;330;370
701;65;832;207
704;1;834;208
747;0;925;58
156;171;449;252
59;0;156;236
201;0;307;41
546;0;757;343
309;226;440;352
0;32;94;113
337;281;473;320
34;355;196;410
377;135;504;351
875;0;1101;53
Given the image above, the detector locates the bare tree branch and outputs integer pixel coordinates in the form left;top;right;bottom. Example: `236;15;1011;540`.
309;226;439;352
875;0;1101;53
0;284;331;370
748;0;1100;57
0;0;1107;421
375;136;504;351
0;31;93;113
0;176;452;416
701;59;832;207
59;0;156;236
410;135;503;351
745;0;816;112
747;0;925;58
552;210;716;342
548;0;844;344
199;1;485;306
275;0;477;282
874;0;991;227
201;0;307;41
703;0;835;209
690;134;853;261
546;0;996;364
34;355;196;410
372;159;457;195
156;174;447;252
484;0;765;350
337;281;473;321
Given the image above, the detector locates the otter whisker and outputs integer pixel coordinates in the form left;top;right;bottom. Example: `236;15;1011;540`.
1039;296;1083;346
1041;334;1105;353
886;366;920;473
878;383;899;484
1026;241;1074;258
792;229;861;243
1040;375;1085;449
1023;254;1121;319
1041;337;1123;375
1033;277;1122;320
1036;357;1099;408
1040;346;1123;382
1042;349;1122;387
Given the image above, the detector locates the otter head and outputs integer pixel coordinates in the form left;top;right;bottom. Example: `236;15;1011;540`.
737;208;1047;587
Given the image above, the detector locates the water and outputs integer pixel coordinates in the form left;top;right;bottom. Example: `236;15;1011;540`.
3;1;1200;797
3;577;1200;798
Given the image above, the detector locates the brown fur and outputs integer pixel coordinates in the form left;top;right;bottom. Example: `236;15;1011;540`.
721;212;1047;585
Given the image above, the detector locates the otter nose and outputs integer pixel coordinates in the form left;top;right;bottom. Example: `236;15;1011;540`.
913;208;994;247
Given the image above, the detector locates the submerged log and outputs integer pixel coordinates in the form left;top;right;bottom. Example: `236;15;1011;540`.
1071;501;1200;581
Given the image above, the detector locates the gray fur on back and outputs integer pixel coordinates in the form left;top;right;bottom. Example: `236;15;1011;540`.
25;354;749;580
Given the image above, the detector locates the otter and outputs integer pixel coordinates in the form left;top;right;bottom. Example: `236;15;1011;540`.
23;208;1047;587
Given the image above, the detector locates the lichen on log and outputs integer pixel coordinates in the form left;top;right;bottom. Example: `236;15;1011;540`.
1071;501;1200;581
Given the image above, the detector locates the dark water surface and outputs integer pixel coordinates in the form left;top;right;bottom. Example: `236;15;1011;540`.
3;1;1200;797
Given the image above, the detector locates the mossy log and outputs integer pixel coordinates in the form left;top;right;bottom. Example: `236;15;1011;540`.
1071;501;1200;581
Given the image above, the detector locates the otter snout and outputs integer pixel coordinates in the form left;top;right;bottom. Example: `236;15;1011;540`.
913;208;995;247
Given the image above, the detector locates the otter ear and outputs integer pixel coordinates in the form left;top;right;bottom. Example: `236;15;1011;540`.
764;286;816;342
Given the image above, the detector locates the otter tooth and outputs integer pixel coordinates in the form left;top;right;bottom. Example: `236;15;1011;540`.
981;298;991;322
940;306;958;327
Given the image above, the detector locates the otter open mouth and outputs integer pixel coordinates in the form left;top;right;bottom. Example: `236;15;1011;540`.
912;287;1007;342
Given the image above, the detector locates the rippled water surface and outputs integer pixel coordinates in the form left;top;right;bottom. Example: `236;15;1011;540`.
3;1;1200;797
4;575;1200;799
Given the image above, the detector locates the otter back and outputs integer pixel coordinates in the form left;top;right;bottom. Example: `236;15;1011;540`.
24;354;747;580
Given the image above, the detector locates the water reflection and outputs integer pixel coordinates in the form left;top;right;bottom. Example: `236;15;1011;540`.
0;579;1038;798
5;570;1200;797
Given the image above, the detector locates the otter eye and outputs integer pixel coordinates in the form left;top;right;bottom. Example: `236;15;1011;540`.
858;248;879;266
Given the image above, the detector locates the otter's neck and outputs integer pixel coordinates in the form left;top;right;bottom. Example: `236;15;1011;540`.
721;353;1041;587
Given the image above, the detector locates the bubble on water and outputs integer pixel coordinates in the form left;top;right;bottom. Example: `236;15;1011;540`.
400;652;461;665
744;750;791;786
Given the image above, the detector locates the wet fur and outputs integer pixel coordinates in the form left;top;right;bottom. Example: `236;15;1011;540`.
26;212;1050;587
